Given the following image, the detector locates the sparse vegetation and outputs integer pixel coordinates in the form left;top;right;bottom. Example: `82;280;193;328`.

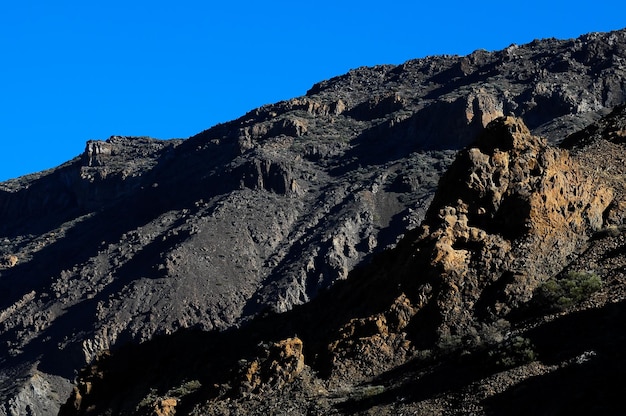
169;379;202;398
135;380;202;413
346;384;386;401
436;321;534;371
535;271;602;310
487;336;536;369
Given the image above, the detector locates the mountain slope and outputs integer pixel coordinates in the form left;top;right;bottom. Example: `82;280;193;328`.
60;110;626;416
1;28;626;415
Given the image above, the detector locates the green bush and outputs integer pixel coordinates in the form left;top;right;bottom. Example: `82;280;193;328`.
488;336;536;369
536;271;602;310
169;379;202;397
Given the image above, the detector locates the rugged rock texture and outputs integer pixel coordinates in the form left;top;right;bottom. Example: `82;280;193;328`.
562;103;626;212
236;337;305;394
58;112;626;416
324;117;612;378
427;117;610;316
1;28;626;414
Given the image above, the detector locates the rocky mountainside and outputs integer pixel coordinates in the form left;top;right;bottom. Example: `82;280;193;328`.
1;28;626;415
59;108;626;416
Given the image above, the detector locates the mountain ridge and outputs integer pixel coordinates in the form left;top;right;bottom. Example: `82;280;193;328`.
1;28;626;415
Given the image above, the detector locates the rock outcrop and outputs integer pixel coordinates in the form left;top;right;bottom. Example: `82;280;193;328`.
420;117;610;320
237;337;305;394
562;103;626;219
324;116;612;380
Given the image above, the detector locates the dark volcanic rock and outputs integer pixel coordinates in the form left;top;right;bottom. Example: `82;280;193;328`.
58;112;626;416
2;28;626;415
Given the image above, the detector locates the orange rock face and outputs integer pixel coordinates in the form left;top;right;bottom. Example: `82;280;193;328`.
239;337;306;394
419;117;612;334
327;116;614;373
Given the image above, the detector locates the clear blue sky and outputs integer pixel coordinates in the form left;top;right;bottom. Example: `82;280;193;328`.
1;1;624;181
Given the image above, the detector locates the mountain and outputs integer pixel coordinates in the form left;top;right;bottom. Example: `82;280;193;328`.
60;107;626;416
1;28;626;415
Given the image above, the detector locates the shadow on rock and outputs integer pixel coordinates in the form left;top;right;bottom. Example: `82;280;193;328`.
483;299;626;415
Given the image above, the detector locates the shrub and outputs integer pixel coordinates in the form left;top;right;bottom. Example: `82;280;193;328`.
536;271;602;310
488;336;536;369
169;379;202;397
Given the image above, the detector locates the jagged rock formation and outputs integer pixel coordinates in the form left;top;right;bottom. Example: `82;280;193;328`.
1;28;626;414
562;103;626;219
236;337;305;394
324;117;612;379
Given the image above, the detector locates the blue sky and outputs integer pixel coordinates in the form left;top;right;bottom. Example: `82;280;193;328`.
1;1;624;181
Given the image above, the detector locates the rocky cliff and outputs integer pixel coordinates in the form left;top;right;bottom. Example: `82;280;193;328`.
1;28;626;415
